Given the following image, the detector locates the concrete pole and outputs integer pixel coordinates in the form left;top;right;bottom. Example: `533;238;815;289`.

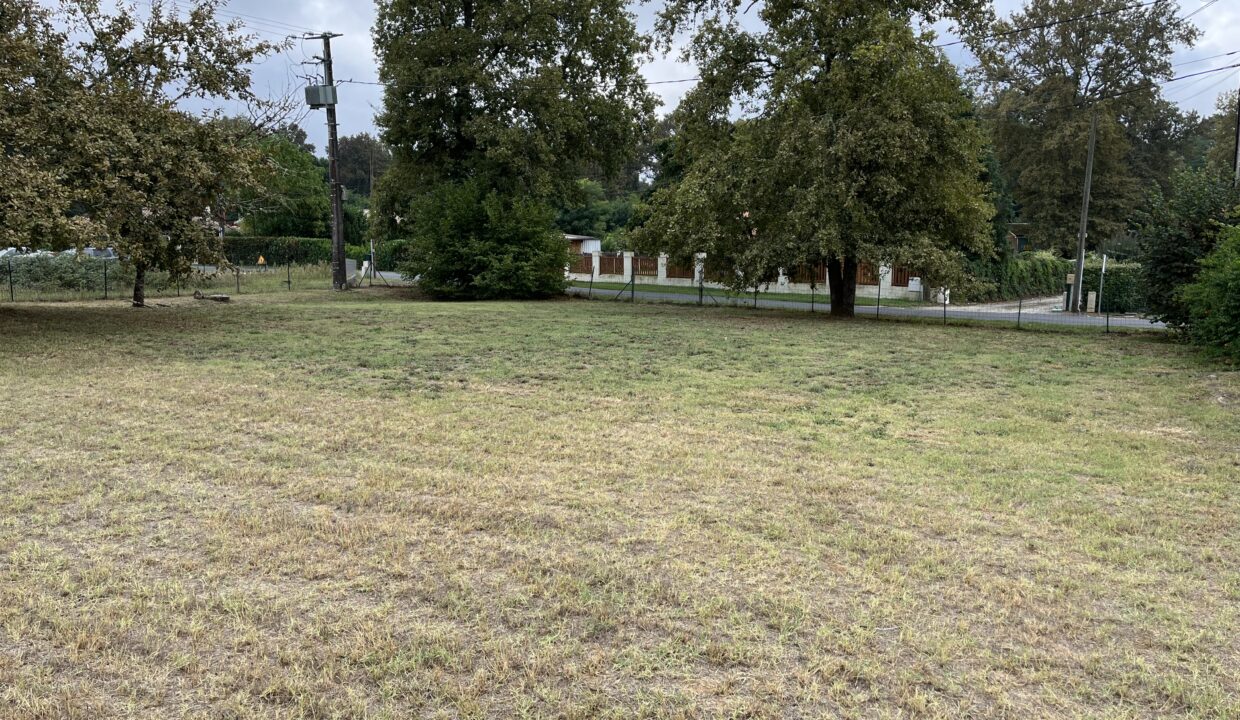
1071;112;1098;313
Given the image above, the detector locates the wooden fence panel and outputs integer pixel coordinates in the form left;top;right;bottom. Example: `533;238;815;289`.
789;264;827;285
599;253;624;275
634;255;658;276
568;254;592;274
857;262;880;286
666;262;695;279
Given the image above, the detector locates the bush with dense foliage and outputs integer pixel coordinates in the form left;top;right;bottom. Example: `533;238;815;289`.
961;251;1070;302
1136;168;1239;329
399;181;566;299
375;239;412;270
1181;226;1240;358
1081;259;1145;313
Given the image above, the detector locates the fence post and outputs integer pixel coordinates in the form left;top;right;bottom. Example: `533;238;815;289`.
7;258;13;302
810;282;815;313
1106;312;1110;334
588;263;594;299
103;259;108;300
876;278;881;318
629;255;635;303
287;260;292;291
1017;296;1022;330
235;266;241;294
942;289;947;325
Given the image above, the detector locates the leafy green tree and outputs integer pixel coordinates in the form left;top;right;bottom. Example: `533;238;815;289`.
1136;168;1238;330
555;179;639;239
338;133;392;196
970;0;1198;253
0;1;100;249
639;0;992;316
274;122;315;154
371;0;654;298
405;179;566;298
1;0;281;306
1181;225;1240;357
1203;91;1238;175
242;135;331;238
344;195;370;246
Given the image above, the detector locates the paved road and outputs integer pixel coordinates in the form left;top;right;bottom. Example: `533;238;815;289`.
567;285;1164;330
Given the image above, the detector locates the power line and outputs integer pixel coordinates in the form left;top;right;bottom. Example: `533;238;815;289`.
336;75;702;88
1181;0;1221;21
1173;48;1240;67
1170;69;1236;104
213;8;318;34
934;0;1165;48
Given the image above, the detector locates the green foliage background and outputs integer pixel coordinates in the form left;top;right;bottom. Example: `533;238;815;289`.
1182;226;1240;358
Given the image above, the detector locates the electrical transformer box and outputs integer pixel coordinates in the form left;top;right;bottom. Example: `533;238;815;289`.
305;85;337;108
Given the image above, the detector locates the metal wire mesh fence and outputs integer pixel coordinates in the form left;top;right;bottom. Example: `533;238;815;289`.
564;268;1162;333
1;254;335;303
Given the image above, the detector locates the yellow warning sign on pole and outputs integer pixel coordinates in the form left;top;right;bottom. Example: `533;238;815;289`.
257;255;267;269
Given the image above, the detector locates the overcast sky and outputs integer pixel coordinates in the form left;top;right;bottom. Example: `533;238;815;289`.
174;1;1240;153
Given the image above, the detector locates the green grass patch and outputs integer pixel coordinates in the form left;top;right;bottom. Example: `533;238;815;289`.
1;290;1236;718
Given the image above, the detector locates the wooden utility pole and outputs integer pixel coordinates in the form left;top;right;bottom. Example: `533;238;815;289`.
1071;112;1097;313
307;32;346;290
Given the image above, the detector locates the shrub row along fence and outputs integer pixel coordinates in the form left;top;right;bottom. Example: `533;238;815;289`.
961;251;1146;313
1;253;333;303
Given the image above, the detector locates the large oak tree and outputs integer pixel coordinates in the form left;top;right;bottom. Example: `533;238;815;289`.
638;0;993;316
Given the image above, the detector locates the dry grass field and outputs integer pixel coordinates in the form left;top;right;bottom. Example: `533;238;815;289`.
1;290;1237;719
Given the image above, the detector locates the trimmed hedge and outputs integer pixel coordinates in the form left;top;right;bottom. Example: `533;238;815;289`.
222;236;332;265
4;253;121;292
1081;259;1146;314
2;253;220;294
963;251;1071;302
222;236;379;267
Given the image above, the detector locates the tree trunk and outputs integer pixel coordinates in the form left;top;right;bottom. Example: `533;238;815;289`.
132;262;146;307
826;255;858;317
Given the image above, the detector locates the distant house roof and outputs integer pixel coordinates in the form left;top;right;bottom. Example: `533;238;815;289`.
564;234;599;242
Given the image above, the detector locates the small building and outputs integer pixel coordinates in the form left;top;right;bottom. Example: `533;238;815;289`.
565;234;601;255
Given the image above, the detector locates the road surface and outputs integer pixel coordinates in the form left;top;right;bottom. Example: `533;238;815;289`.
566;285;1164;330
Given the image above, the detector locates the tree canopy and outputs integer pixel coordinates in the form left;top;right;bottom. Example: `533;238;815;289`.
969;0;1198;253
338;133;392;197
637;0;993;316
370;0;655;298
1;0;282;306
